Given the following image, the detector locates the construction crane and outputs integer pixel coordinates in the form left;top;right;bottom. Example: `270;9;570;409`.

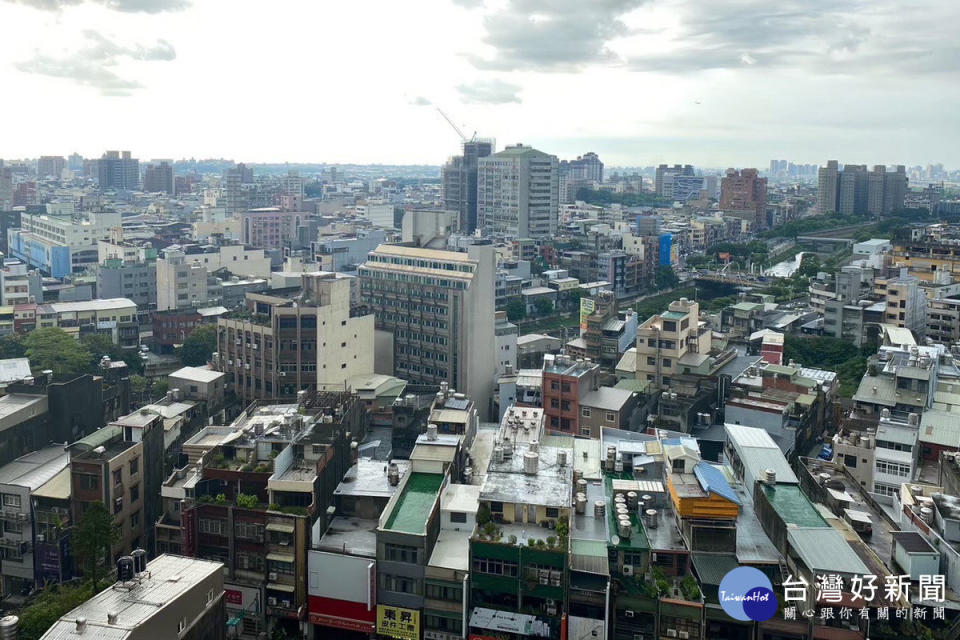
435;107;476;143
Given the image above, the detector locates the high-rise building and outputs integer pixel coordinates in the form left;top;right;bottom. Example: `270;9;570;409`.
96;150;139;190
215;272;374;401
156;250;211;311
563;151;604;183
817;160;840;214
818;161;906;216
143;161;174;194
67;152;84;172
720;168;767;230
478;143;559;239
37;155;65;178
654;164;694;197
441;139;494;233
0;167;12;209
360;243;496;416
222;163;253;213
868;165;907;216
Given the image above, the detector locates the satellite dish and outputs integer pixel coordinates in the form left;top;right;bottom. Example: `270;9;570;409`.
611;535;621;545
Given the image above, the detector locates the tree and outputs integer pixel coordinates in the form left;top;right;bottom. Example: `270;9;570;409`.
130;374;148;402
24;328;92;376
0;334;26;360
797;253;821;278
506;298;526;322
17;582;93;640
177;324;217;366
655;265;680;290
73;501;120;594
533;297;554;316
154;379;170;396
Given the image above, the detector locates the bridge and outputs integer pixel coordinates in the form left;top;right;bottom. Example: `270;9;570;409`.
692;270;774;287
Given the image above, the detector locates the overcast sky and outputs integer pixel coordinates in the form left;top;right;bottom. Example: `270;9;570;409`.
1;0;958;168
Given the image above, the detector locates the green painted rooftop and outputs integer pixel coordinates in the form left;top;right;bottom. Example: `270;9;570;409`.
384;472;444;534
661;311;688;320
761;484;827;528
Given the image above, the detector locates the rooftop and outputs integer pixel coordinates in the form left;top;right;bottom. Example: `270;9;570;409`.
335;458;410;498
47;298;136;313
481;444;573;509
382;472;444;535
317;516;379;557
40;555;223;640
761;484;827;528
0;393;47;425
581;387;634;412
787;527;871;575
0;357;31;384
0;445;69;489
168;366;224;384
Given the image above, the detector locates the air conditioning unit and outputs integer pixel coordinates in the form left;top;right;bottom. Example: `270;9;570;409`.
622;564;634;576
539;576;549;585
281;600;291;609
253;344;258;350
235;339;241;345
267;597;277;606
227;360;233;366
651;552;658;562
244;364;250;370
624;610;635;618
280;372;286;377
246;343;251;348
666;630;678;638
279;539;289;546
268;572;278;581
679;632;690;640
36;534;44;543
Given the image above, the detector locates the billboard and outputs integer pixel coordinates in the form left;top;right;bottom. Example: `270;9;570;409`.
308;551;375;632
579;297;596;331
377;605;419;640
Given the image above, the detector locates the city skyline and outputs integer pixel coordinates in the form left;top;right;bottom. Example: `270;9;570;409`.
0;0;958;167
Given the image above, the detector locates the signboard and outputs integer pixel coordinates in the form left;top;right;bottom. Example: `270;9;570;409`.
307;552;375;632
182;507;196;556
309;611;375;633
224;583;261;615
377;604;419;640
579;297;595;331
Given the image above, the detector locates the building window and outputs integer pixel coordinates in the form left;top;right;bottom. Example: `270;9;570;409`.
1;494;21;509
425;583;462;602
130;485;139;503
199;518;226;536
579;426;591;437
384;543;419;564
235;521;263;541
449;512;467;523
472;557;519;577
581;407;591;417
130;511;140;528
113;470;122;486
662;358;672;368
545;507;559;519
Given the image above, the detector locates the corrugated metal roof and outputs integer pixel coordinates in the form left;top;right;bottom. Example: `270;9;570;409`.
691;552;740;585
694;462;741;505
920;409;960;448
786;527;870;575
739;448;799;484
725;423;778;449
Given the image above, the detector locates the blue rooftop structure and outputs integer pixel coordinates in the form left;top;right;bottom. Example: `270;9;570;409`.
693;461;741;505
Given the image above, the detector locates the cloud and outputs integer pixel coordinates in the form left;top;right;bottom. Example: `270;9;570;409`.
450;0;483;7
625;0;958;74
457;79;523;104
467;0;647;71
2;0;188;12
409;96;432;106
15;30;177;95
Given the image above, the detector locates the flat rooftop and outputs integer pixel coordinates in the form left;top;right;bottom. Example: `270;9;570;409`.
169;366;224;384
481;445;573;509
40;555;223;640
761;483;828;528
0;393;47;425
429;528;471;571
383;472;444;534
317;516;379;557
335;458;411;499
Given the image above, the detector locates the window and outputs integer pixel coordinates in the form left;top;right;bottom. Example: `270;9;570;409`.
235;521;263;541
1;494;21;509
606;412;616;422
545;507;559;519
384;543;418;564
130;485;139;503
449;511;467;523
472;557;518;577
113;470;122;486
875;460;911;477
581;407;591;417
662;320;677;332
130;510;140;528
199;518;225;536
579;426;591;437
3;519;22;534
662;358;672;368
490;501;503;513
425;583;462;602
379;574;420;594
77;474;99;491
843;454;857;468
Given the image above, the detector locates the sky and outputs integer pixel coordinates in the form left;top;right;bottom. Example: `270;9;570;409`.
1;0;958;168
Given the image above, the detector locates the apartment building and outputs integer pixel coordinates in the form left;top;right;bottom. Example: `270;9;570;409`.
360;243;496;418
7;209;121;277
720;168;767;230
541;354;600;436
96;239;158;308
0;446;70;599
478;144;559;239
216;272;374;402
157;250;213;311
0;258;41;306
878;268;927;337
635;297;711;390
237;208;303;250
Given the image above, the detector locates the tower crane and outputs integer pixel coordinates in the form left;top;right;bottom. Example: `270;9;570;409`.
435;107;477;143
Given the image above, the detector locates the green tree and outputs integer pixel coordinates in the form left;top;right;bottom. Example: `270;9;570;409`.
17;581;93;640
24;328;92;376
73;501;121;594
533;297;554;316
0;334;26;359
177;324;218;366
506;298;526;322
655;265;680;290
154;379;170;396
797;253;821;278
130;374;148;402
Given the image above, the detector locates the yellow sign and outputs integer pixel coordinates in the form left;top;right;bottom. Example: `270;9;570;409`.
377;604;419;640
579;297;596;330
